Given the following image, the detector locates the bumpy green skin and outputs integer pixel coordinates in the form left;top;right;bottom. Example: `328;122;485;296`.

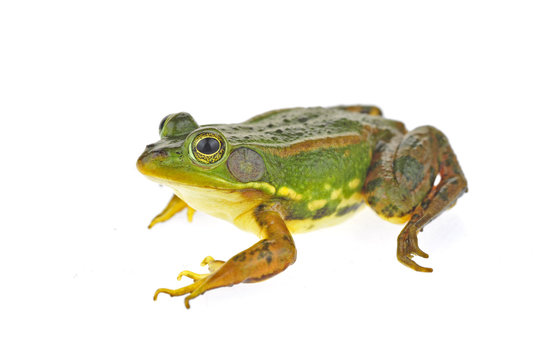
212;108;402;221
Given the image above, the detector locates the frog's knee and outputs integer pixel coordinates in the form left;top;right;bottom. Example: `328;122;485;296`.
410;125;450;148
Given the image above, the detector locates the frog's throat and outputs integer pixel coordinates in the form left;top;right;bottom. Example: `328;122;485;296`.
144;175;273;231
142;174;276;196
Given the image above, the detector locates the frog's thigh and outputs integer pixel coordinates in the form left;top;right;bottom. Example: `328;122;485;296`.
364;126;467;272
364;126;439;220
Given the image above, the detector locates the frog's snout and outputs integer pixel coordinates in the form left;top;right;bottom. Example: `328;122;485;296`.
137;148;168;174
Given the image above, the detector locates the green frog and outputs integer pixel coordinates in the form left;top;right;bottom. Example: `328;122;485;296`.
137;105;467;308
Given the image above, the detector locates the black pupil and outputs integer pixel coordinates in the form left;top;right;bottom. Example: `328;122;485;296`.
197;137;220;155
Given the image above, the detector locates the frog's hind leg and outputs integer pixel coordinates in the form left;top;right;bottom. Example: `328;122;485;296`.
148;195;196;229
333;105;383;116
363;126;467;272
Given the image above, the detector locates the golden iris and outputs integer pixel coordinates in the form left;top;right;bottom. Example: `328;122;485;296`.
192;132;225;164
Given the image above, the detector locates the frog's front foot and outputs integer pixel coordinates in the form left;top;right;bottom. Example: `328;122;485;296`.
148;195;196;229
154;210;296;308
397;226;433;273
154;256;225;308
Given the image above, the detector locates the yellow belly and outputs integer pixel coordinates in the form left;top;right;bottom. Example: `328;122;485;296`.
166;181;365;236
285;205;365;233
168;183;267;235
285;194;366;233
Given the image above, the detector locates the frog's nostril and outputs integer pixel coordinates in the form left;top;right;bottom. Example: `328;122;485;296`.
145;143;156;150
150;150;168;159
137;149;168;172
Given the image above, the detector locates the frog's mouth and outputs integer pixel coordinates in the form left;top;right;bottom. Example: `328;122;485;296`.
137;150;274;226
137;149;227;189
136;149;276;195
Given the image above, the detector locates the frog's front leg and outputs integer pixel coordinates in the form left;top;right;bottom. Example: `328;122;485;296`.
148;195;196;229
364;126;467;272
153;208;296;308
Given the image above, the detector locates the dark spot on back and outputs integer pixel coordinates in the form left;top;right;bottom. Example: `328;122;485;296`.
381;204;400;218
233;253;246;262
336;203;362;216
438;188;449;201
375;142;386;152
367;196;379;205
312;205;333;220
435;132;448;147
394;155;424;191
285;213;306;221
364;178;383;192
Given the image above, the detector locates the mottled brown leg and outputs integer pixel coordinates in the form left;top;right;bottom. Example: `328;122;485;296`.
153;209;296;308
397;127;467;272
364;126;467;271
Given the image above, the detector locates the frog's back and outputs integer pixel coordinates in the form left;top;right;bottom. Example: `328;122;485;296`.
214;107;405;146
213;106;406;233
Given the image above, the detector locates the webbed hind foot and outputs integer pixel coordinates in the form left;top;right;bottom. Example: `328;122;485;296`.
397;225;432;272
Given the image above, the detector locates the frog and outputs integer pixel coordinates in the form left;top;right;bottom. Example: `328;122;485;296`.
137;105;468;308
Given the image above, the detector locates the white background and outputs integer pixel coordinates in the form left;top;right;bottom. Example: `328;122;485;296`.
1;1;540;359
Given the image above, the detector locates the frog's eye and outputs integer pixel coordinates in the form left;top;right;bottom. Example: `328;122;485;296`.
191;132;226;164
158;115;170;134
159;112;199;138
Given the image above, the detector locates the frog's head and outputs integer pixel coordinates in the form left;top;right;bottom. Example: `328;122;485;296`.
137;112;274;195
